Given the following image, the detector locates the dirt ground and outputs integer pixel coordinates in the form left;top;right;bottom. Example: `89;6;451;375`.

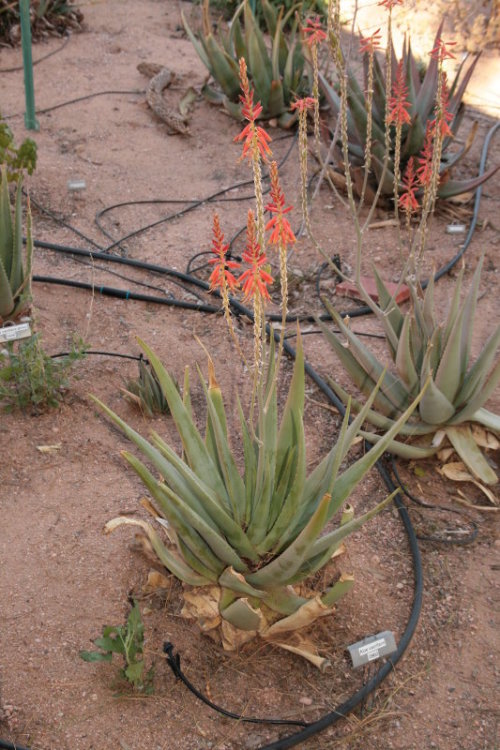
0;1;499;749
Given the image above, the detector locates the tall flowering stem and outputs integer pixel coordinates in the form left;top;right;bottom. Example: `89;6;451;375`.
208;213;246;366
292;97;317;238
387;59;412;219
239;209;273;380
303;17;327;160
399;157;419;232
234;58;272;266
265;160;296;365
414;40;456;264
359;28;382;208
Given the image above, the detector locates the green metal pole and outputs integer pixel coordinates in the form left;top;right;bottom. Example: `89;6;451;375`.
19;0;39;131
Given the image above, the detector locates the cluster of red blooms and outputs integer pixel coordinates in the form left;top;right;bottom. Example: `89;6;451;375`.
359;28;382;55
387;59;411;127
303;16;327;47
209;62;296;303
233;58;272;163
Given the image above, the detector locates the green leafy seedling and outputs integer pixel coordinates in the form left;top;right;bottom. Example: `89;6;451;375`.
80;601;153;692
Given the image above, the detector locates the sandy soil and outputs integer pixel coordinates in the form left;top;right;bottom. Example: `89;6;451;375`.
0;2;499;749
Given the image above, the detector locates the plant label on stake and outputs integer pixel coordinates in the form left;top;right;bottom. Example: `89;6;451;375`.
347;630;397;668
0;322;32;343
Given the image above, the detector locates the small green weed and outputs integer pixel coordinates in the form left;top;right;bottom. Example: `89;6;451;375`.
0;334;87;412
80;600;154;693
0;117;37;181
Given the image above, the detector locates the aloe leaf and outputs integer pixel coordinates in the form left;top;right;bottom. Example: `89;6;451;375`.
471;407;500;434
445;425;498;485
422;273;437;331
454;325;500;407
442;122;478;171
261;0;278;36
449;54;480;116
276;329;304;473
123;451;246;571
401;111;426;160
441;267;464;351
371;52;388;124
418;370;456;425
415;19;443;120
322;574;355;607
181;11;212;72
434;309;467;404
236;395;257;525
246;493;331;587
199;362;246;523
205;35;241;101
8;178;23;295
218;567;265;598
231;16;246;62
437;164;500;199
267;80;286;117
221;598;263;631
137;339;231;503
244;2;272;106
0;258;14;319
458;256;483;375
370;150;396;195
261;586;307;616
357;430;438;459
407;39;421;96
327;379;435;436
175;534;222;581
371;265;405;341
449;358;500;425
327;382;429;517
0;168;13;281
310;492;397;559
322;306;411;412
395;315;419;394
105;517;211;586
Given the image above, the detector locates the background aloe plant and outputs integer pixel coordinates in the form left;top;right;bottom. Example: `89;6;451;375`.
94;333;422;668
0;167;33;323
318;259;500;485
182;0;311;127
320;21;499;202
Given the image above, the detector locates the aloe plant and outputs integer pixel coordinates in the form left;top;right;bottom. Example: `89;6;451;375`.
0;166;33;323
93;333;423;668
318;260;500;485
182;0;311;127
320;21;499;202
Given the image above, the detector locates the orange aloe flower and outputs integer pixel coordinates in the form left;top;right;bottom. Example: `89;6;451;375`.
265;161;296;248
399;157;419;213
291;96;316;115
239;210;274;301
387;60;411;126
429;72;454;139
303;16;327;47
417;127;434;188
208;213;240;292
234;58;272;163
359;28;382;55
430;37;456;62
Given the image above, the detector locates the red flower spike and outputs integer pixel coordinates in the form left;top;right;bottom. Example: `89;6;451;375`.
291;97;316;114
417;127;434;188
208;213;240;293
303;16;327;47
387;59;411;127
359;28;382;55
239;210;274;301
399;157;419;213
234;122;272;162
235;57;272;162
377;0;403;8
265;161;296;249
430;37;456;62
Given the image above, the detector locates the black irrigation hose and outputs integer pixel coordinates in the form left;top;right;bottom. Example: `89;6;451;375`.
33;275;220;314
163;643;309;728
389;458;478;546
0;740;30;750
